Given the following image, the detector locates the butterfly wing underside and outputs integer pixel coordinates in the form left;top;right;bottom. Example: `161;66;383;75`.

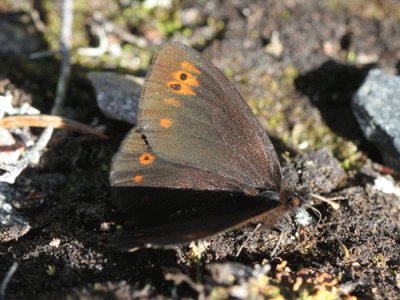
111;43;281;195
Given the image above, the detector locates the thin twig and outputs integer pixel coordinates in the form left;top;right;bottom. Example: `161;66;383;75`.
235;223;262;257
52;0;73;115
30;9;49;34
270;231;285;258
0;262;18;300
0;115;108;140
29;50;60;60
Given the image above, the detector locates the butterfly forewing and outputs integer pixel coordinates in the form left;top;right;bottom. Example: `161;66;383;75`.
111;42;282;195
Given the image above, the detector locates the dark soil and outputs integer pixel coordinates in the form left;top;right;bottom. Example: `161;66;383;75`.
1;1;399;299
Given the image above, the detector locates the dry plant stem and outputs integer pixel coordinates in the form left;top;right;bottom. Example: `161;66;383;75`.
270;231;285;258
29;50;59;60
235;223;262;257
337;239;350;259
52;0;73;115
30;9;49;34
0;262;18;300
0;115;108;140
310;193;344;210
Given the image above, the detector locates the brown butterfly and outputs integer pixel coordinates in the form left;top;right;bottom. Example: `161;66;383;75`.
110;42;302;250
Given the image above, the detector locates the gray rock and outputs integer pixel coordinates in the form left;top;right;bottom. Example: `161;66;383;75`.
0;182;28;226
87;72;143;125
352;70;400;171
283;149;347;193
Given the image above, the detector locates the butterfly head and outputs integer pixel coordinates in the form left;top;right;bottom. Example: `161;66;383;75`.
259;186;306;209
279;186;307;209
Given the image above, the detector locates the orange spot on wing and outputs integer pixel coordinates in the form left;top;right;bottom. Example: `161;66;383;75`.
160;118;172;128
181;61;201;74
172;71;199;87
168;82;196;95
139;152;155;165
133;175;143;183
163;98;181;107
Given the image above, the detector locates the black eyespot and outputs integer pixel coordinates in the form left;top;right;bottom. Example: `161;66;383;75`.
180;73;188;80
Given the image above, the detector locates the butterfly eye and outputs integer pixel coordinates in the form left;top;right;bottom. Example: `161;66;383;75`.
180;73;188;80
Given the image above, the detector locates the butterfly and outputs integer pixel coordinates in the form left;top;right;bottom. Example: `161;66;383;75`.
110;42;302;250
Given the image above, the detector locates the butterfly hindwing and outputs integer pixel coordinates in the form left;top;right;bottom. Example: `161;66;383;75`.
111;193;290;250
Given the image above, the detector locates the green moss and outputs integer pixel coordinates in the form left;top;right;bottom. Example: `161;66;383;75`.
210;287;229;300
92;283;103;292
346;50;357;63
245;63;365;171
46;265;56;276
281;9;292;20
208;18;225;31
282;66;299;84
326;0;339;11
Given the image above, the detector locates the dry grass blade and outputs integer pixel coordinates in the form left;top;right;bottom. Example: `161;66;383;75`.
0;115;108;140
310;193;346;210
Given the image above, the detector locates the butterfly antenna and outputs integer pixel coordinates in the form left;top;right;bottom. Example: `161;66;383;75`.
235;223;262;257
305;204;322;228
